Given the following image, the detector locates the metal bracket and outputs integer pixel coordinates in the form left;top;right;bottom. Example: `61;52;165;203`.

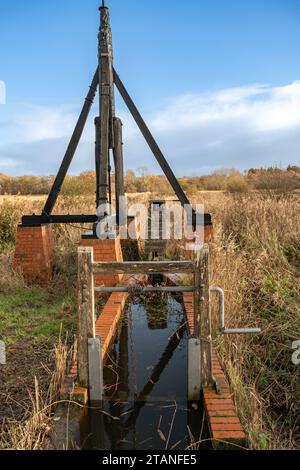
212;375;222;395
210;286;261;335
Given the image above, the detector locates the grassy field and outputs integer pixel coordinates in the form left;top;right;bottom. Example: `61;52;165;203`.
0;190;299;449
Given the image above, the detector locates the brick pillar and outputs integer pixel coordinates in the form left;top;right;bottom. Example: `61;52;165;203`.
204;225;214;244
80;236;123;287
120;216;141;261
184;224;214;260
13;225;54;284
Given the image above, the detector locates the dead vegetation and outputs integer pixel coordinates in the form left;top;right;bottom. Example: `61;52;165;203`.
1;339;71;450
0;189;299;450
205;193;300;449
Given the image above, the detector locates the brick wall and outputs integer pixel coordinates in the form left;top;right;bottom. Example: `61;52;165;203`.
183;225;214;260
61;274;145;403
79;237;123;287
13;225;54;284
183;292;247;449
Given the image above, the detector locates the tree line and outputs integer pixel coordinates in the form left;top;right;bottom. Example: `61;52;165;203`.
0;166;299;196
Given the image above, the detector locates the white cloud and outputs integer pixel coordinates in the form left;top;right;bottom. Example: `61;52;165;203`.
0;81;300;176
150;81;300;133
15;104;78;142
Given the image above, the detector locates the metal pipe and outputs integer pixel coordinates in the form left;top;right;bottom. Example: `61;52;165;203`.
224;328;262;335
210;285;224;332
210;285;261;335
95;286;194;293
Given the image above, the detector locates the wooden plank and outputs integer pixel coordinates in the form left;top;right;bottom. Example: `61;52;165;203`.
95;117;101;208
194;246;213;388
193;249;201;337
92;260;194;275
88;337;104;403
98;6;114;207
99;93;110;207
78;247;96;387
43;68;99;216
113;117;125;223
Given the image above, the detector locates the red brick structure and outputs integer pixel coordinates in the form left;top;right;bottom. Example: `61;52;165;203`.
184;225;214;260
13;225;54;284
61;275;145;403
79;236;123;287
204;225;214;244
183;292;247;449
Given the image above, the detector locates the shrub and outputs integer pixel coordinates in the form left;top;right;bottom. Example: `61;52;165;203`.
226;171;250;193
0;202;22;248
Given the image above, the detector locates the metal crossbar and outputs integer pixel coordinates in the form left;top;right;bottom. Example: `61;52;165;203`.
95;286;194;294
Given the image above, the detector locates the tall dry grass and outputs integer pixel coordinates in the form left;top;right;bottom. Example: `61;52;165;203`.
130;190;300;448
204;193;300;449
1;339;70;450
1;190;299;449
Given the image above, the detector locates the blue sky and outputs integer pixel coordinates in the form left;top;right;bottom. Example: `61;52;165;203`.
0;0;300;176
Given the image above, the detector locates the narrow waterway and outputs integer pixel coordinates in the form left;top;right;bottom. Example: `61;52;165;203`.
80;295;210;450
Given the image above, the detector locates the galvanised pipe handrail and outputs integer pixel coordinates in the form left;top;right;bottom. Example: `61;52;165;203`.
210;286;261;335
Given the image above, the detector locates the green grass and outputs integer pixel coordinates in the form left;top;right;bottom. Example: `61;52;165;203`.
0;284;76;345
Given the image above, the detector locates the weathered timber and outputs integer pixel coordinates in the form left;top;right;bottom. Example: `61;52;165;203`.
92;260;194;275
113;68;192;209
22;214;98;226
98;5;114;208
113;117;125;223
95;117;101;208
43;69;99;217
78;247;96;387
21;3;213;237
98;98;110;208
193;249;201;337
194;246;213;388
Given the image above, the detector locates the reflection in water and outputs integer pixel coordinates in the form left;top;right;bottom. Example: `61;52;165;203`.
80;296;210;450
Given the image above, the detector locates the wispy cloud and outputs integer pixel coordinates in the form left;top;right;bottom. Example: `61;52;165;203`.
0;81;300;176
